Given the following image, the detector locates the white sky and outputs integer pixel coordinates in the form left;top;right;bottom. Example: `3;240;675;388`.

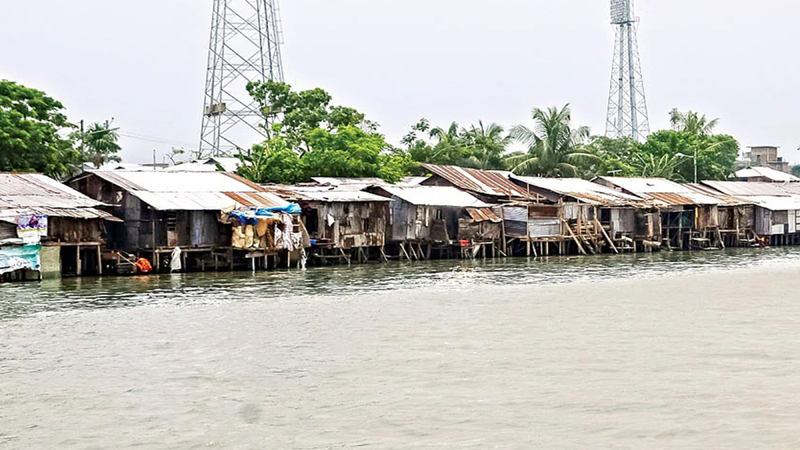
2;0;799;164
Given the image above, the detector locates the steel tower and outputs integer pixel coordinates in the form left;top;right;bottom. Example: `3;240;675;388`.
200;0;284;156
605;0;650;141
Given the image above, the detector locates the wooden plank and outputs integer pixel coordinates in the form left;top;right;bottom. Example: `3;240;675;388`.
562;219;587;255
597;219;619;254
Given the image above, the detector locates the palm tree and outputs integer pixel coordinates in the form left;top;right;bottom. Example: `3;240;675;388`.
426;122;466;165
669;109;720;137
76;122;122;169
633;153;684;180
507;105;598;177
461;121;509;170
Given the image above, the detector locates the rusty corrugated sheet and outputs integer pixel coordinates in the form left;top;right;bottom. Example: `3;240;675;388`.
466;207;502;223
423;164;530;199
0;173;120;221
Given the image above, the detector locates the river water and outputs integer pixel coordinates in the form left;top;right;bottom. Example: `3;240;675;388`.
2;248;800;449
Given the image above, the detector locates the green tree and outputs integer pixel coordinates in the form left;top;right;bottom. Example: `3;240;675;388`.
0;80;80;178
72;121;122;169
636;129;738;182
632;153;685;180
582;136;639;177
237;138;304;184
507;105;599;177
669;109;720;137
240;81;412;183
461;121;509;170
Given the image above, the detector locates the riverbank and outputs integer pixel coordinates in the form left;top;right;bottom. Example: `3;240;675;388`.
2;248;800;449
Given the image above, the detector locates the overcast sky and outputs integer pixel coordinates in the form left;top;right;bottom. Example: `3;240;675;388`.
2;0;799;164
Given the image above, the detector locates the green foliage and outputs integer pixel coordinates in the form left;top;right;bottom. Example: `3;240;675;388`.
72;121;122;169
0;80;80;178
508;105;600;177
586;110;739;182
792;165;800;178
403;119;509;170
240;81;412;184
237;138;304;184
669;108;720;137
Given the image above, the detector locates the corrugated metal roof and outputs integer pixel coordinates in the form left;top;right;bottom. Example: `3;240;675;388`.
0;207;119;222
0;173;117;220
310;177;389;187
701;181;792;197
88;170;260;193
266;186;390;203
683;183;752;206
596;177;722;206
746;196;800;211
466;207;502;223
378;186;490;208
422;164;530;199
512;176;644;206
735;167;800;182
86;171;288;211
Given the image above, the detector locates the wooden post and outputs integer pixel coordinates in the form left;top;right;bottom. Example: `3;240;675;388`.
96;245;103;276
76;244;82;276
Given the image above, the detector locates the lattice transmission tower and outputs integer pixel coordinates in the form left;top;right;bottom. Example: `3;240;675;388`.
605;0;650;141
200;0;285;156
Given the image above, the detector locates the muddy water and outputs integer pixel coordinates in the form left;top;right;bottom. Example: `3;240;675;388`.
2;248;800;449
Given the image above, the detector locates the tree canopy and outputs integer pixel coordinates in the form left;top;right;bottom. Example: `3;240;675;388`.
0;80;80;178
72;121;122;169
507;105;599;177
239;81;411;184
402;119;509;170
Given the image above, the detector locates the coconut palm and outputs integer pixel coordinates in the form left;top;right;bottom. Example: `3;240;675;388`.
461;121;509;170
424;122;466;165
75;122;122;169
632;153;685;180
669;109;720;137
507;105;598;177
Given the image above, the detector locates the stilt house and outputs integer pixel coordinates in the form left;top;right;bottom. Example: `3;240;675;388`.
509;176;648;255
70;171;292;271
266;185;391;263
701;181;800;246
368;185;502;259
594;177;727;250
0;173;121;280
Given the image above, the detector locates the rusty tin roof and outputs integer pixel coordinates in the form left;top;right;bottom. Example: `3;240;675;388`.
422;164;530;199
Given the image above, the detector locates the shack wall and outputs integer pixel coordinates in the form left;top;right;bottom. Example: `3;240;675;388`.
309;201;386;248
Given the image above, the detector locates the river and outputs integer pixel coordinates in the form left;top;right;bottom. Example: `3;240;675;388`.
2;248;800;449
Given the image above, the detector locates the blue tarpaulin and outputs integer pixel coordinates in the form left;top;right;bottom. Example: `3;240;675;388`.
230;203;302;225
255;203;302;215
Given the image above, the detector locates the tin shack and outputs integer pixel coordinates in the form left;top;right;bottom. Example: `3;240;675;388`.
70;170;291;272
0;173;120;280
266;185;391;264
368;185;501;259
702;181;799;246
594;177;726;250
509;176;648;255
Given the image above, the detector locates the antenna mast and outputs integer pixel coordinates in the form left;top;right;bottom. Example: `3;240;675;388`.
605;0;650;141
200;0;285;156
